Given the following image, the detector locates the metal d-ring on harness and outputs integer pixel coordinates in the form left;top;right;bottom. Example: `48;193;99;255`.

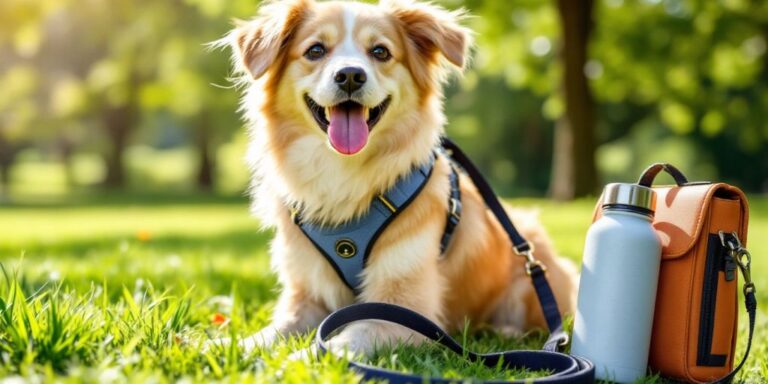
313;138;596;383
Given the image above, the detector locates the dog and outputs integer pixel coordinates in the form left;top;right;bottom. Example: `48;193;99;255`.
214;0;578;357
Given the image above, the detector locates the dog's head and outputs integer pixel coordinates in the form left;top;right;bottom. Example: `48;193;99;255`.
227;0;471;156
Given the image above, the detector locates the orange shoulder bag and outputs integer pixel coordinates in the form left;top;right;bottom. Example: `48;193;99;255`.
595;163;757;383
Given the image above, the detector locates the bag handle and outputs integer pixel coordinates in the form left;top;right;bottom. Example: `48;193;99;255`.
637;163;689;187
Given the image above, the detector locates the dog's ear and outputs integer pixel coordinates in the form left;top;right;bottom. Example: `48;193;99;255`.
227;0;312;79
385;0;473;90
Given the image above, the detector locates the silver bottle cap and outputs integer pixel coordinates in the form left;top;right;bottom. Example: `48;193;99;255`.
601;183;656;213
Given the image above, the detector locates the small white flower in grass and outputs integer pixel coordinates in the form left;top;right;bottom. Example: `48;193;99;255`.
1;375;26;384
133;278;145;304
93;284;103;298
118;353;141;367
48;270;61;281
97;367;123;383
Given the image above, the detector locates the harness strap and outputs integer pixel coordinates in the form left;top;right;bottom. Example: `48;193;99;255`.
439;164;461;254
294;156;435;293
294;152;462;293
440;138;532;254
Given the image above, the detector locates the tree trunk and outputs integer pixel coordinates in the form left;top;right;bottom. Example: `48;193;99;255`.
0;161;11;200
0;136;16;200
550;0;598;200
195;111;215;191
58;136;76;188
102;106;133;188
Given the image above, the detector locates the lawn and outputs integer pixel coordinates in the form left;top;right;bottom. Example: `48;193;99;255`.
0;194;766;383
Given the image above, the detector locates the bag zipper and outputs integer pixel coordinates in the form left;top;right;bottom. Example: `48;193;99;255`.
696;234;730;367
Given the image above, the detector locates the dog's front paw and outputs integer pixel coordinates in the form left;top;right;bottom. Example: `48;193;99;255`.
287;344;320;362
237;327;281;353
324;320;423;359
325;331;372;360
203;326;281;354
202;336;231;354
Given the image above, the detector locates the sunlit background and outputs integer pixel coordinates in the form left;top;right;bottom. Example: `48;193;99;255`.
1;1;768;381
1;0;766;202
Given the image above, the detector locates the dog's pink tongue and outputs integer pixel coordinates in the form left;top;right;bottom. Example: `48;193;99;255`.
328;105;368;155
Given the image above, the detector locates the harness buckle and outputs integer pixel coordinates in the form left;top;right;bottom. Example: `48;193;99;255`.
518;249;547;276
719;231;756;295
525;259;547;276
449;198;462;221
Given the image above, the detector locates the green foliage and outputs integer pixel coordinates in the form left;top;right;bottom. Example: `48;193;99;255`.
0;196;766;382
1;0;767;195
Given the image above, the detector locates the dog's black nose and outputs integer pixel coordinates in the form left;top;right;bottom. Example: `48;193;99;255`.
334;67;366;93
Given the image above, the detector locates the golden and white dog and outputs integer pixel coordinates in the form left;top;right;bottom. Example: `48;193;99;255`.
218;0;578;356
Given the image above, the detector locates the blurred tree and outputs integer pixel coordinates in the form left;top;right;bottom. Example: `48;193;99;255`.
449;0;563;196
138;0;251;190
451;0;768;196
550;0;598;199
0;0;57;198
0;0;252;192
590;0;768;190
0;66;39;197
2;0;767;197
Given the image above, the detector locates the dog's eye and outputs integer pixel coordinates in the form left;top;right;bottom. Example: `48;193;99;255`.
304;44;327;60
370;45;391;62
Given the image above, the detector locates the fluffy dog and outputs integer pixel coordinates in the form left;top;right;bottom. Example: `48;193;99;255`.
217;0;578;356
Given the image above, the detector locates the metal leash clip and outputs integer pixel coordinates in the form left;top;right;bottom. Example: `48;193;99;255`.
515;244;548;276
719;231;755;295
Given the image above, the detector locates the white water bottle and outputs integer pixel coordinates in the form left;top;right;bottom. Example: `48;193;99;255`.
571;183;661;383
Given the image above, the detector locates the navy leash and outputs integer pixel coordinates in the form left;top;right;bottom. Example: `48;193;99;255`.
314;138;596;383
316;303;595;383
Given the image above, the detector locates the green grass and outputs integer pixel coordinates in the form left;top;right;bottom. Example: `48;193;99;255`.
0;195;766;383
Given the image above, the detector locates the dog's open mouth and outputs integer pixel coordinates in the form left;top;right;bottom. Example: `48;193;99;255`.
304;95;391;155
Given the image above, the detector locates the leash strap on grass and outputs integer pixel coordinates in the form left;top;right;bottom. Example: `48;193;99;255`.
316;302;595;383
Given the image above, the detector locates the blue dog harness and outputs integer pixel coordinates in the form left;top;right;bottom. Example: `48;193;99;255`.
292;152;462;293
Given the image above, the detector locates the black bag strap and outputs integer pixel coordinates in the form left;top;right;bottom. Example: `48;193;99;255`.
637;163;689;187
716;289;757;384
314;138;595;383
713;235;757;384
